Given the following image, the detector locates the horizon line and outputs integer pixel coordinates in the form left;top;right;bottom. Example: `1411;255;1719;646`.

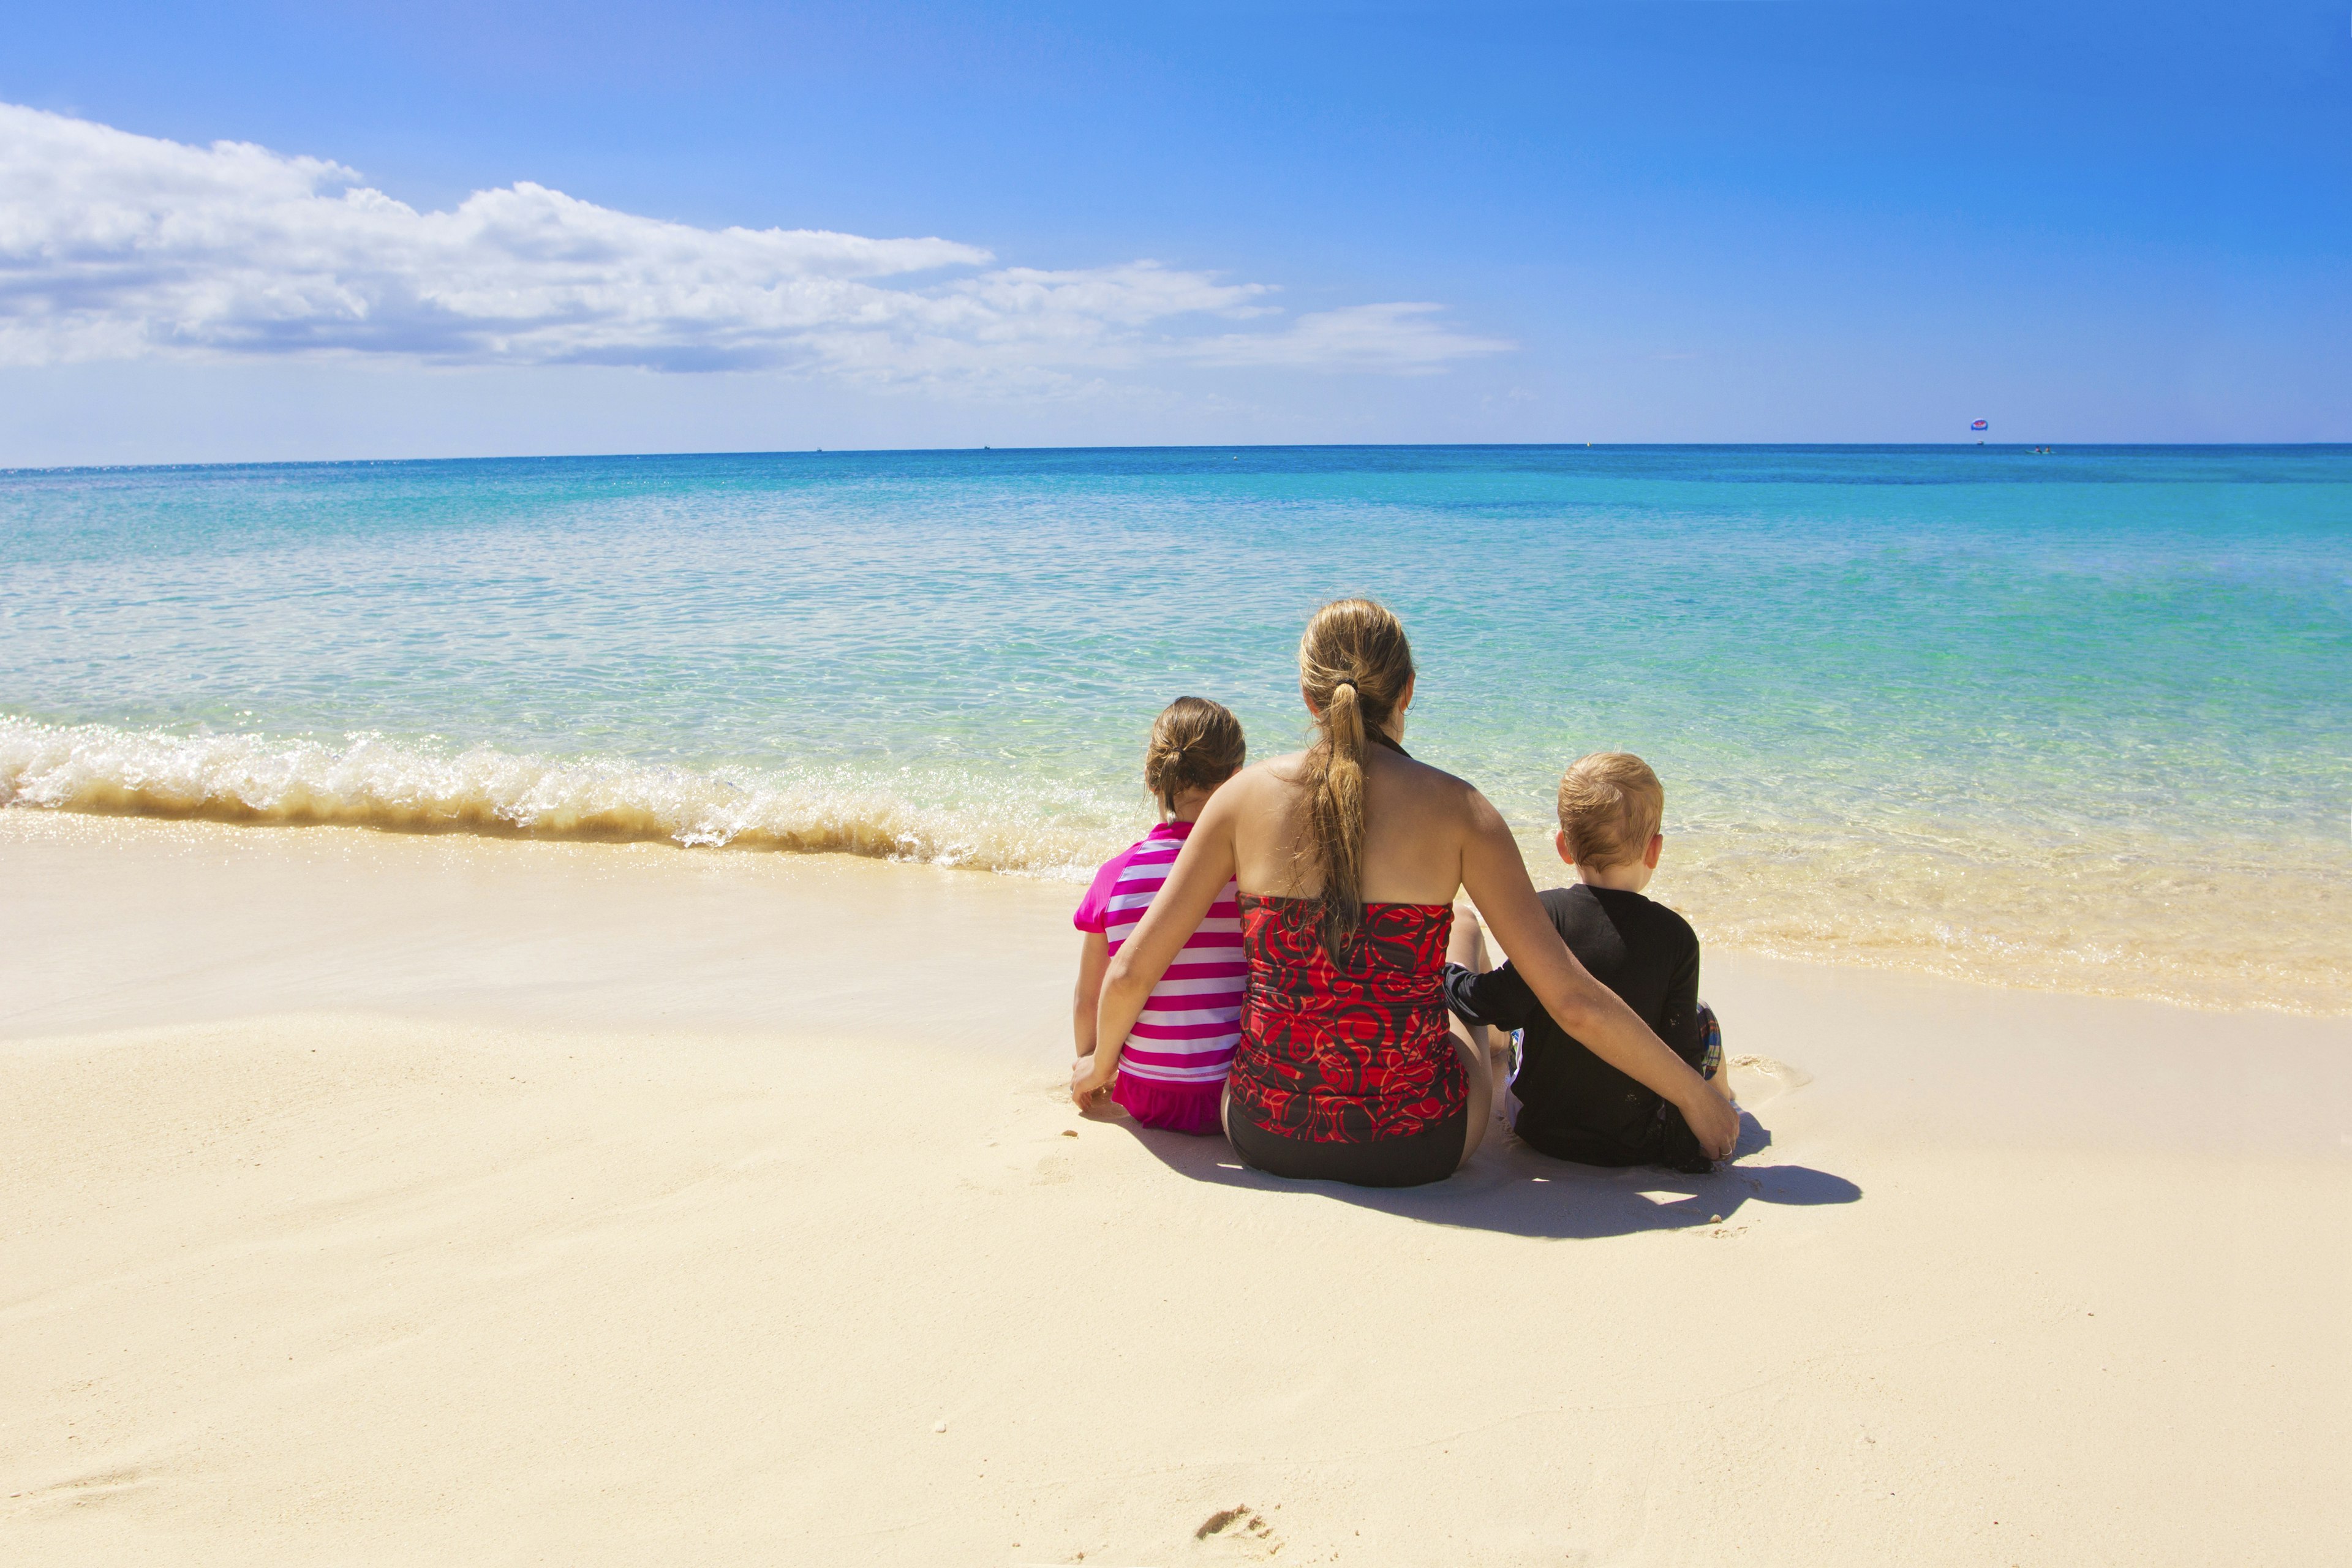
9;439;2351;477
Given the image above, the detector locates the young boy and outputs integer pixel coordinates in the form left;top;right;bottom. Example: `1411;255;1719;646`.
1443;752;1733;1174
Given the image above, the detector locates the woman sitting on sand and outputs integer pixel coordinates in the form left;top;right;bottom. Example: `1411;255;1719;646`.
1074;598;1737;1187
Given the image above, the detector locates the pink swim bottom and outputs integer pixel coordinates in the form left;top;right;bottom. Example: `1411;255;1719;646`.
1112;1072;1226;1136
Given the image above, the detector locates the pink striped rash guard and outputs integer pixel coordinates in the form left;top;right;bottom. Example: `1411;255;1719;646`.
1072;819;1244;1087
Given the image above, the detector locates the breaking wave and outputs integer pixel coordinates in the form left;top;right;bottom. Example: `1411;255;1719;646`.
0;715;1120;878
4;713;2345;1014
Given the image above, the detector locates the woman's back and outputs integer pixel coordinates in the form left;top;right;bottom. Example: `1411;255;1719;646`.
1221;742;1476;906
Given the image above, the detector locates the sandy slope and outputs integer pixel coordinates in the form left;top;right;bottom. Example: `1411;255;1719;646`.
3;813;2347;1566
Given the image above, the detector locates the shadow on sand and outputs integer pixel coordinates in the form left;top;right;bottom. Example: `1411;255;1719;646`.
1110;1110;1861;1240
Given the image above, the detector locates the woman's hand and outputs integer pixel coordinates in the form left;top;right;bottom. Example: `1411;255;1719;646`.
1676;1081;1741;1161
1070;1054;1115;1110
1090;791;1243;1078
1460;789;1741;1161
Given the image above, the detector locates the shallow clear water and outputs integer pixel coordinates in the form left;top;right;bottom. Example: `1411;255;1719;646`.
4;445;2346;1010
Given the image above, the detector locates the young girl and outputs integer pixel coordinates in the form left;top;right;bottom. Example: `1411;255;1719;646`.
1070;697;1248;1134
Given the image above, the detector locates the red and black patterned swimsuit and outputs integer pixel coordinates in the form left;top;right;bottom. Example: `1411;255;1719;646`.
1226;894;1466;1142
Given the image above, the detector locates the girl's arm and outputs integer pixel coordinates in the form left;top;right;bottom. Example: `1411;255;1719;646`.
1457;790;1740;1159
1072;930;1110;1058
1072;793;1242;1104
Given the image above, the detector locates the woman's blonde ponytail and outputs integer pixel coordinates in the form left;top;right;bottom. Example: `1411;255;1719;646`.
1294;601;1415;958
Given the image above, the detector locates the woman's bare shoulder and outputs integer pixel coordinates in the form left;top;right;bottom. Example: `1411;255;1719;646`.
1231;748;1483;818
1382;748;1485;807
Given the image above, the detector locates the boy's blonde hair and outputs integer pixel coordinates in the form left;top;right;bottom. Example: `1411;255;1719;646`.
1556;752;1664;869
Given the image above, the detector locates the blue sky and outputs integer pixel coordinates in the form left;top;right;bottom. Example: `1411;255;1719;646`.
1;0;2346;462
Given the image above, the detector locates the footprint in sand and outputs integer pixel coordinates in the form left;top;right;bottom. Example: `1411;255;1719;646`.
1727;1054;1811;1108
1194;1502;1281;1559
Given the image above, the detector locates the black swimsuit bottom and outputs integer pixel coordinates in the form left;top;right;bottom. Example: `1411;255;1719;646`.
1227;1102;1468;1188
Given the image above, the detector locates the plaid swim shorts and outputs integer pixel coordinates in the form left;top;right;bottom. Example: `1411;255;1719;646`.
1696;1000;1722;1081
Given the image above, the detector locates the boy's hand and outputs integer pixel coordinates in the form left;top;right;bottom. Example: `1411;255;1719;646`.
1679;1085;1740;1161
1070;1054;1114;1110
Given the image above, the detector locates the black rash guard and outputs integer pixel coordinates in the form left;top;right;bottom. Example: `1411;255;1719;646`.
1442;883;1711;1172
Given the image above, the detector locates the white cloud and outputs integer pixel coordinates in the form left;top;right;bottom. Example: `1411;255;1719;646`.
0;103;1507;382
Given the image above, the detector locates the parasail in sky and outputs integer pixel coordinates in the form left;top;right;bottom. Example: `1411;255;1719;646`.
1972;419;1989;431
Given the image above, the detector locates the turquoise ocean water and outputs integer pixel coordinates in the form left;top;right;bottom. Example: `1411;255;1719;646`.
3;445;2345;1011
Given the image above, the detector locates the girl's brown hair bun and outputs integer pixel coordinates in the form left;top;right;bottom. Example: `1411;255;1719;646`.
1143;696;1247;815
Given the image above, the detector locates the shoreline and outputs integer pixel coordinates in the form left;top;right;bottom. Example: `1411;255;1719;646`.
3;797;2340;1021
9;809;2348;1158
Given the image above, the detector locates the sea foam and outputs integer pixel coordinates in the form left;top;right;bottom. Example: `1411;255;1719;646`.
0;716;1113;877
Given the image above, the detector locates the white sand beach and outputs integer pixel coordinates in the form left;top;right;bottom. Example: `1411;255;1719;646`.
4;811;2348;1565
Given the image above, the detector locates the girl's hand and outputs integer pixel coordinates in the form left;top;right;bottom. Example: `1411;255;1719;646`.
1070;1054;1114;1110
